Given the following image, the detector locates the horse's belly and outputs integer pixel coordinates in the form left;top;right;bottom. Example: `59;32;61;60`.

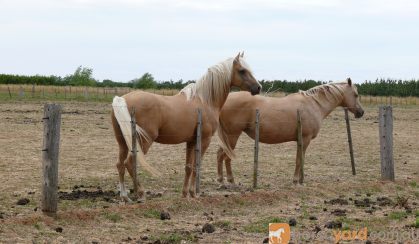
155;133;193;144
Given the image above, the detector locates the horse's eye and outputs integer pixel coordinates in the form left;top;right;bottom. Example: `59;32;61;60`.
238;69;246;74
355;94;359;97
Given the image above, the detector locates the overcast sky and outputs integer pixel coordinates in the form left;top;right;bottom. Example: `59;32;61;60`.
1;0;419;83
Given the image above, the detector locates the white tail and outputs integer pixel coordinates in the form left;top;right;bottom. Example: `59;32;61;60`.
112;96;160;177
217;118;236;159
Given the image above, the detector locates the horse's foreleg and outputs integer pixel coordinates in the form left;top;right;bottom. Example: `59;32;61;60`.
182;142;195;198
189;138;211;197
293;137;311;184
216;148;226;184
117;146;131;202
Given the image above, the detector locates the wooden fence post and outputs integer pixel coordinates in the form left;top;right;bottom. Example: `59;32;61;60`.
7;86;12;98
41;104;62;216
379;106;395;181
130;107;138;195
32;84;35;98
344;108;356;175
195;108;202;194
297;109;304;183
253;109;260;188
19;86;24;98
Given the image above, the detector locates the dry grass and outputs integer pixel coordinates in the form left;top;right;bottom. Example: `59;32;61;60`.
0;99;418;243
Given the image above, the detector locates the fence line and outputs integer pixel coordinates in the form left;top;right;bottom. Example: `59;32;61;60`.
1;84;418;105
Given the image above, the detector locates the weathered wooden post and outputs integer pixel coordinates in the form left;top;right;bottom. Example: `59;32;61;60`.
379;106;394;181
297;109;304;183
41;104;62;216
32;84;35;98
7;86;12;98
130;107;138;195
253;109;260;188
195;108;202;193
344;108;356;175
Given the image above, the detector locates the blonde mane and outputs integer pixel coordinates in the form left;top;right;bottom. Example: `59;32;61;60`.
299;82;348;104
180;57;251;106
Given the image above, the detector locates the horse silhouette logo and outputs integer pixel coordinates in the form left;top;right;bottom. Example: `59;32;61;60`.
269;223;290;244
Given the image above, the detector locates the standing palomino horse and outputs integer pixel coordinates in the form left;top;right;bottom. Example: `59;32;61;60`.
111;53;261;201
217;78;364;185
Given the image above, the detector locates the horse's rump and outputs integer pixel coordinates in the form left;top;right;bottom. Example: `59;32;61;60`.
112;96;160;176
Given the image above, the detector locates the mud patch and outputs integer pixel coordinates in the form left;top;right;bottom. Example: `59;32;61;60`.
325;198;348;205
58;186;117;201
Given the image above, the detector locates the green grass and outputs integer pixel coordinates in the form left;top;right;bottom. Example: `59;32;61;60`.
152;232;197;244
143;209;161;219
243;216;286;233
388;211;408;220
213;220;232;229
102;212;122;222
409;181;417;188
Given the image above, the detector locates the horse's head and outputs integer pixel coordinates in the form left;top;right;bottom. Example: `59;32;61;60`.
341;78;364;118
231;52;261;95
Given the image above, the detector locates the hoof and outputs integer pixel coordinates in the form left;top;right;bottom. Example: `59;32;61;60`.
217;177;224;184
182;191;188;198
189;190;196;198
227;178;235;184
120;196;133;203
217;184;228;190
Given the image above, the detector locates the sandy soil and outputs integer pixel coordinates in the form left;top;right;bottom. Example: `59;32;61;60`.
0;100;418;243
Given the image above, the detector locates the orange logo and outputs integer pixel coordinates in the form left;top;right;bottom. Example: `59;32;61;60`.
269;223;290;244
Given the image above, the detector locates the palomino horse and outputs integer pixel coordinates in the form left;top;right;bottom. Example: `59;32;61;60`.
111;53;261;201
217;78;364;185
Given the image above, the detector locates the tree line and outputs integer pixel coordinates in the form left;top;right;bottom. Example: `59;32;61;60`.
1;66;418;97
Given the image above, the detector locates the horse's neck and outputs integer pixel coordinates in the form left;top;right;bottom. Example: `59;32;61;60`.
310;92;342;119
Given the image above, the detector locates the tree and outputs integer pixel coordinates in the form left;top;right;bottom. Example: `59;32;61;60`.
64;66;97;86
132;72;157;89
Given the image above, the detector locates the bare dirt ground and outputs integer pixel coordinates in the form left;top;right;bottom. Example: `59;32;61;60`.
0;100;418;244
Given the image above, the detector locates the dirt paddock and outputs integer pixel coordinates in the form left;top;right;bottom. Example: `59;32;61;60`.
0;100;418;243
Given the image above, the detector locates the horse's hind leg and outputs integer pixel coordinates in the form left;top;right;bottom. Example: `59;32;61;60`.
182;141;195;198
224;134;240;185
117;145;131;202
225;157;235;184
217;148;227;184
125;140;153;201
293;137;311;184
112;112;131;202
189;138;211;197
125;154;145;200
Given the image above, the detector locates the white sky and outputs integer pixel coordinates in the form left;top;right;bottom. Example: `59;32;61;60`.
1;0;419;83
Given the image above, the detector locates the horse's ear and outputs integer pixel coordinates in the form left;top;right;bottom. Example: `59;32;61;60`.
234;53;241;64
240;51;244;57
347;77;352;86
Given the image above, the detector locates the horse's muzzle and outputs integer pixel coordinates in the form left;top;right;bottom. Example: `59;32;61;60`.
355;110;364;118
250;85;261;95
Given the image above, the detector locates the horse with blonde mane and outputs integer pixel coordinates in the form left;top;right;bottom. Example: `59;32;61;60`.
217;78;364;185
111;53;261;201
